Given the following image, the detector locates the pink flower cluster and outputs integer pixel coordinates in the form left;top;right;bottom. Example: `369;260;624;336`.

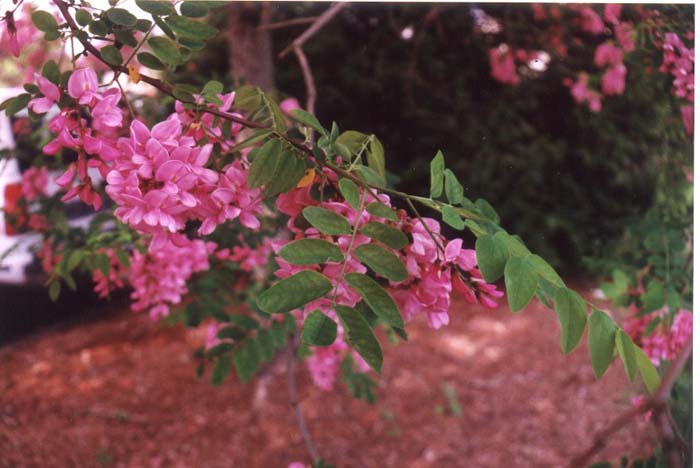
624;307;693;366
129;234;216;318
106;99;263;250
273;176;502;390
91;249;128;298
594;43;627;96
29;67;125;210
567;73;602;113
489;45;520;86
393;218;502;329
20;166;48;201
658;32;694;134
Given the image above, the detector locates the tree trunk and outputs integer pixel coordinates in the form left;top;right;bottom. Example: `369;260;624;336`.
226;2;274;91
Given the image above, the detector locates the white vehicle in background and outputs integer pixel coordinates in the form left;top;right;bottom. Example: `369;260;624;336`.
0;87;102;285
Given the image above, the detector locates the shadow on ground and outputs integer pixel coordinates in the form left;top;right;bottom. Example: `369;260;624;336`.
0;285;655;467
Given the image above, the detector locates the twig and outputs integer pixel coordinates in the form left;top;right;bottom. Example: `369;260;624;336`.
278;2;348;59
294;45;316;117
287;333;320;463
569;339;692;468
258;16;318;31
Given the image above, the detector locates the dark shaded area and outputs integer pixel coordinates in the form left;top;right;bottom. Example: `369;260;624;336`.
0;283;127;344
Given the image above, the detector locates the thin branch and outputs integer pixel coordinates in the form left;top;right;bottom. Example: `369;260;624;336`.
258;16;318;31
278;2;348;59
569;339;692;468
294;45;316;117
287;334;320;463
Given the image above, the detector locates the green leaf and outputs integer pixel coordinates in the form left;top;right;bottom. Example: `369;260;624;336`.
65;250;84;272
4;94;30;117
337;130;370;156
211;355;231;385
504;256;538;312
641;280;665;313
137;52;165;71
107;8;137;27
441;205;464;230
475;199;499;223
75;9;92;26
202;80;223;96
368;136;386;182
493;231;530;257
135;0;176;16
289;109;326;135
88;19;108;37
172;84;196;103
615;329;638;382
256;329;275;361
230;129;272;152
352;165;385;188
114;29;138;47
48;281;61;302
635;345;660;393
338;178;360;209
526;254;565;287
233;341;259;382
135;19;153;32
366;202;397;221
263;151;306;197
601;269;629;304
444;169;463;205
100;45;123;66
588;310;618;379
475;234;509;282
181;1;209;17
165;15;218;39
32;11;58;33
359;222;408;250
430;150;445;198
335;306;382;373
278;239;343;265
302;310;338;346
553;288;588;354
257;270;332;314
247;139;282;188
345;273;404;329
354;244;408;282
152;14;176;39
42;60;60;84
302;206;352;235
147;36;181;66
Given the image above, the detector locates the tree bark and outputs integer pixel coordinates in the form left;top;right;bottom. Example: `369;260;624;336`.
226;2;275;91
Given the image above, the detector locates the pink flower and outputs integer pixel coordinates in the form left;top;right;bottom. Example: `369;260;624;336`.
624;308;693;366
280;97;301;115
594;43;623;68
489;45;520;85
604;4;621;25
91;249;127;298
579;7;605;35
601;64;627;95
67;68;99;105
28;213;48;231
21;167;48;200
4;11;19;57
569;73;602;112
28;74;61;114
129;235;216;318
615;22;635;52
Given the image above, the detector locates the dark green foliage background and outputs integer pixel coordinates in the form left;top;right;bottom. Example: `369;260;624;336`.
189;3;693;273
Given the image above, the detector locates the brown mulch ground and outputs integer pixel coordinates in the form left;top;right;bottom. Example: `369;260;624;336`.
0;288;656;468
